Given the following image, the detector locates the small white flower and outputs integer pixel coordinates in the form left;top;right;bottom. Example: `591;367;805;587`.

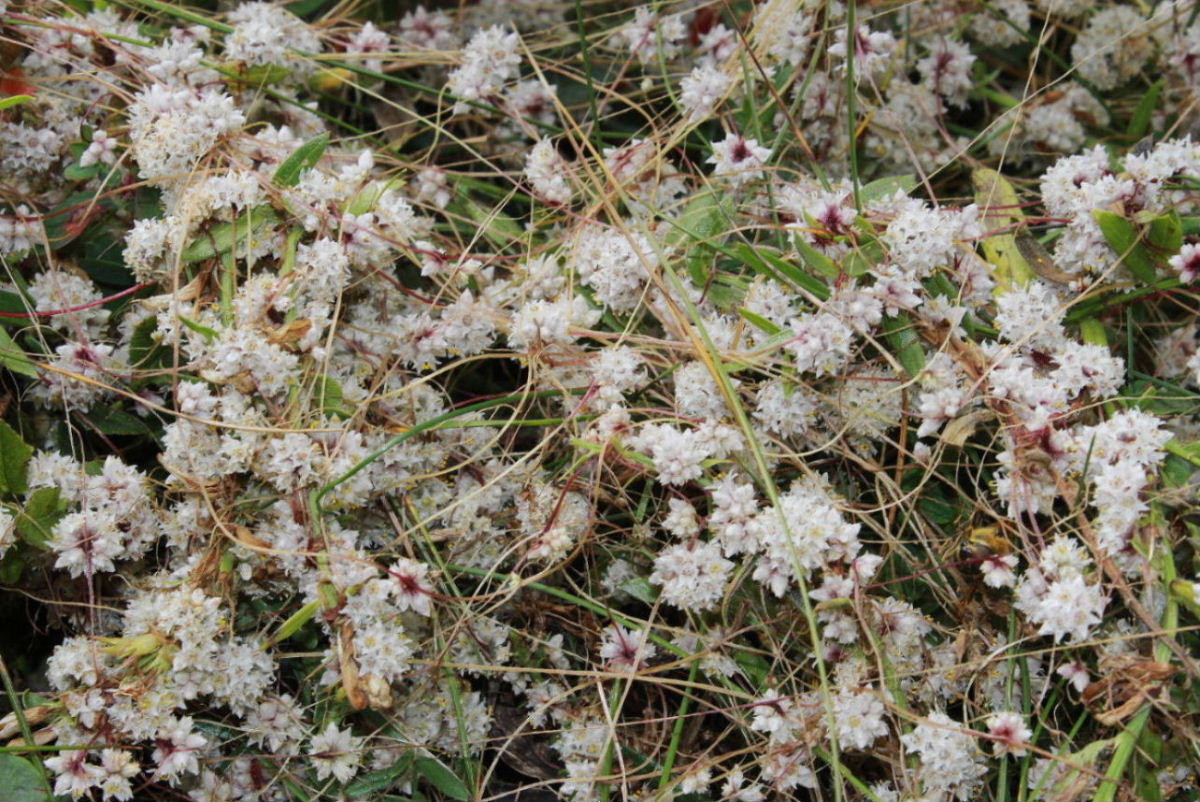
749;689;798;742
901;711;987;800
447;26;521;113
1057;661;1091;693
832;689;888;750
680;65;733;123
309;722;363;783
389;557;434;616
986;711;1032;756
708;134;771;186
46;752;104;799
598;624;656;672
98;750;140;802
80;129;117;167
152;716;207;783
1032;574;1107;643
980;553;1018;588
525;138;572;204
1169;242;1200;283
650;540;732;611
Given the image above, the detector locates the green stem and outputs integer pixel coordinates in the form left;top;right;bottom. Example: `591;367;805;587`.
0;655;48;790
597;676;626;802
657;660;699;792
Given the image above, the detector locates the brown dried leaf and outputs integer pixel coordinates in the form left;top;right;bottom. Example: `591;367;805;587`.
941;408;993;447
0;706;50;741
1082;657;1175;725
338;620;368;711
267;318;312;347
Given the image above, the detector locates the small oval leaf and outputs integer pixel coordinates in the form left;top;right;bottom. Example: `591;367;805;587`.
274;133;330;188
1093;209;1158;283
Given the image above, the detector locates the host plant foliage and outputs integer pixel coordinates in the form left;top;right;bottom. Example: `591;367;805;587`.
0;0;1198;800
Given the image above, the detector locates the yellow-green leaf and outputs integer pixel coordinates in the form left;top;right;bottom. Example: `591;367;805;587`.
972;168;1035;292
0;95;33;112
859;174;916;204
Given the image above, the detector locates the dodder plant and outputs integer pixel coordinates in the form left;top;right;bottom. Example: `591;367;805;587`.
0;0;1198;800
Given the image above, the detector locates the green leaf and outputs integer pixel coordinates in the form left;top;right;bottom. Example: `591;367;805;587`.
236;63;295;85
344;753;413;797
663;191;734;287
0;421;33;496
0;291;26;324
287;0;329;15
280;774;313;802
735;244;829;300
129;316;168;369
1127;79;1163;139
1078;318;1108;347
1145;211;1183;259
1167;439;1200;468
0;754;50;801
972;168;1035;291
460;196;523;250
85;406;153;437
344;180;388;217
792;235;838;278
178;315;218;341
415;757;469;801
0;328;36;378
1093;209;1158;283
313;375;354;420
76;224;135;286
703;280;741;311
738;308;783;335
1181;215;1200;237
918;494;958;526
618;575;658;604
0;552;24;585
663;190;733;251
14;487;64;550
63;163;101;181
732;649;770;685
881;313;926;378
180;205;279;263
274;133;330;188
1162;452;1196;488
859;174;916;204
1132;719;1165;802
262;600;319;648
737;242;780;280
0;95;33;112
843;236;885;278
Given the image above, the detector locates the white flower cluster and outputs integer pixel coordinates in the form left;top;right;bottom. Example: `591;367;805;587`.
900;711;988;801
629;421;742;486
1015;536;1109;643
127;85;246;181
446;26;521;113
225;1;322;75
